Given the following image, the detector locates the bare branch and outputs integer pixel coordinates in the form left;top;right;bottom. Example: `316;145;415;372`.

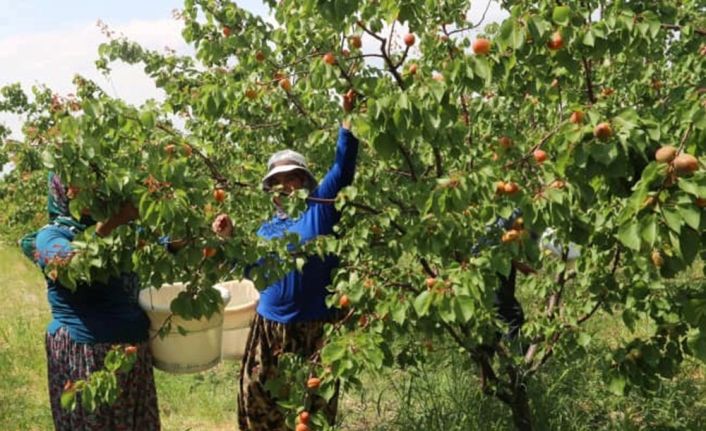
581;57;597;104
661;23;706;37
448;0;494;35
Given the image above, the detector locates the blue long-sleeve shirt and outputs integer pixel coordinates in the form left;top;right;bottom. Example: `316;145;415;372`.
35;225;149;344
256;127;359;323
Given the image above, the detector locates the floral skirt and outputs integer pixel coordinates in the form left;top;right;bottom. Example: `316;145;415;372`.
237;314;340;431
45;327;160;431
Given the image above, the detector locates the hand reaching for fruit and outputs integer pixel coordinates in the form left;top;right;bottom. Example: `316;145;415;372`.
96;202;140;237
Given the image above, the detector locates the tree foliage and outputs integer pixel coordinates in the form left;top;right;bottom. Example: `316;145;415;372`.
1;0;705;428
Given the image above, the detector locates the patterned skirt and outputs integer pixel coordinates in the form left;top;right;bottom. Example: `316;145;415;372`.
45;327;160;431
237;314;340;431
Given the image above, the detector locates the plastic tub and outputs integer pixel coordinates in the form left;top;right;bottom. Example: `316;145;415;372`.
138;283;231;374
216;279;259;360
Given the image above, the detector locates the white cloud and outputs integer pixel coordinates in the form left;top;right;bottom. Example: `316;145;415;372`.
0;18;189;138
0;2;509;139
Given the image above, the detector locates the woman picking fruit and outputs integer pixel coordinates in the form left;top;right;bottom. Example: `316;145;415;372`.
237;109;359;430
23;173;160;431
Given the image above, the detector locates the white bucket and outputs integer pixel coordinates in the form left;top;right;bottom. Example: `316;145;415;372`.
216;279;259;360
138;283;231;374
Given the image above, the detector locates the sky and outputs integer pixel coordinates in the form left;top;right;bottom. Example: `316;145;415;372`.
0;0;505;140
0;0;268;140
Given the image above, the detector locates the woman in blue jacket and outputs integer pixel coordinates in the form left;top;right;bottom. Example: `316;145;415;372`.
29;173;159;431
237;120;359;431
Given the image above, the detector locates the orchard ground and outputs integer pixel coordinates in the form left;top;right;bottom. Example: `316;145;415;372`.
1;243;705;431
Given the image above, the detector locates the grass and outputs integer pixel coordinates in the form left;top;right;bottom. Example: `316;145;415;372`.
339;343;706;431
1;242;705;430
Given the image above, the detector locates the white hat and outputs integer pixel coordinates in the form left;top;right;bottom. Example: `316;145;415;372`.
262;149;317;191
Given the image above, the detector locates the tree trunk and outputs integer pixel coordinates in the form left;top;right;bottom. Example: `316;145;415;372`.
509;382;532;431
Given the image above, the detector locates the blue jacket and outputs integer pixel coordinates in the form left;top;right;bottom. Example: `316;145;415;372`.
35;224;149;344
256;127;359;323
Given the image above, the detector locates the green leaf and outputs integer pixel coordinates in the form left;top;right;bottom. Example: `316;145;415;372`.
608;375;626;395
321;340;347;363
662;208;683;233
391;302;407;325
372;131;397;159
413;290;434;317
582;30;595;47
60;390;77;410
472;58;491;81
617;222;641;250
577;332;591;347
680;228;699;264
552;6;571;26
640;215;657;248
454;295;475;322
678;205;701;230
688;329;706;364
678;179;700;196
139;111;155;129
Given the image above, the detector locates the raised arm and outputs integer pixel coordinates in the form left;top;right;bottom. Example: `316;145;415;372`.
310;123;359;199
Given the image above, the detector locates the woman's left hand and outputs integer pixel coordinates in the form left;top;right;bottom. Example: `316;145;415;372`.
96;202;139;237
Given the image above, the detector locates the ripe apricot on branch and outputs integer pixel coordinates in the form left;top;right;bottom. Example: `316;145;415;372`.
295;424;310;431
339;294;350;308
472;38;491;55
404;33;416;47
569;111;584;124
499;136;512;149
306;377;321;390
125;345;137;355
533;149;548;164
547;31;563;50
245;88;258;100
181;144;193;158
279;78;292;92
299;411;310;424
202;247;217;258
594;122;613;140
213;188;226;202
425;277;437;288
222;27;232;37
651;250;664;268
408;63;418;75
350;35;362;49
323;52;336;65
503;182;519;195
655;145;677;163
673;154;699;176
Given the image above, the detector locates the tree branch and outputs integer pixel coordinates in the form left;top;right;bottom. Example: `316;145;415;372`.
581;57;597;104
356;21;406;90
284;91;321;129
661;23;706;37
447;0;493;35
